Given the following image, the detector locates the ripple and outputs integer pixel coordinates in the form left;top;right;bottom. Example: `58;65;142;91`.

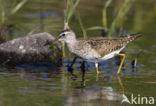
26;11;63;18
39;77;51;81
18;89;32;93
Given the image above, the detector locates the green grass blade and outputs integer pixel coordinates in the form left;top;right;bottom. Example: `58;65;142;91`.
27;26;40;35
105;0;112;8
77;12;87;38
117;0;134;28
108;17;117;37
11;0;27;15
102;8;107;29
108;0;134;37
64;0;80;29
102;0;112;28
67;0;80;22
64;0;68;23
1;10;6;24
86;26;105;31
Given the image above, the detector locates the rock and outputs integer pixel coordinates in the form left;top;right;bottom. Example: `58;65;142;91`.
0;33;62;66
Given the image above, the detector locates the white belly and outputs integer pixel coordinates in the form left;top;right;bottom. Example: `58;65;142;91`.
71;42;125;63
99;46;125;61
85;46;125;62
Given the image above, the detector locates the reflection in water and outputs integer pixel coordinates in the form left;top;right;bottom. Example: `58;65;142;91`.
117;75;125;94
96;73;99;81
64;75;126;106
67;59;86;86
2;63;61;81
64;86;123;106
0;57;144;106
131;51;143;72
0;59;155;106
65;63;127;106
80;61;86;87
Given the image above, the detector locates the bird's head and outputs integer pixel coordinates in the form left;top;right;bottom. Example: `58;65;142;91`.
57;29;76;43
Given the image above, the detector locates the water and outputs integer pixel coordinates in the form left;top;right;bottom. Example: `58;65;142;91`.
0;0;156;106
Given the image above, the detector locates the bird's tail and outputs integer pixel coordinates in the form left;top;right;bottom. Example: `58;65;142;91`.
123;33;142;44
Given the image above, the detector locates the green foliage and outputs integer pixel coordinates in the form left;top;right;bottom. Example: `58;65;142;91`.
85;0;112;36
64;0;80;28
108;0;134;37
77;12;87;38
86;0;134;37
108;17;118;37
0;0;27;42
0;0;28;24
11;0;27;15
86;26;105;31
102;0;112;29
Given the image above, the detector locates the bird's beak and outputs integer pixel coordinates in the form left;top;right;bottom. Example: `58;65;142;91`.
53;37;59;43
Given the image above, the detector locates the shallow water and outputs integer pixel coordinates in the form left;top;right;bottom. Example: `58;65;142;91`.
0;0;156;106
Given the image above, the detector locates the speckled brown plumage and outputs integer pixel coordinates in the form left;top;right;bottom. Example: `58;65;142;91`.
78;33;141;57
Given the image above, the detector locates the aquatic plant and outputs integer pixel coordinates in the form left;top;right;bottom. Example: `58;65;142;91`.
102;0;112;31
61;0;80;57
108;0;135;37
86;0;135;37
86;0;112;36
0;0;27;43
77;11;87;38
64;0;80;29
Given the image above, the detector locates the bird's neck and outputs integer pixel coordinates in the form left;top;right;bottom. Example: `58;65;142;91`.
66;38;78;52
66;37;77;45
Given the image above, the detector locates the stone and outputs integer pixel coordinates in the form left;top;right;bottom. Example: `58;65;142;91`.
0;33;62;66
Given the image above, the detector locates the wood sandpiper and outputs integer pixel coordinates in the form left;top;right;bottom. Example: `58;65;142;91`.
57;29;141;74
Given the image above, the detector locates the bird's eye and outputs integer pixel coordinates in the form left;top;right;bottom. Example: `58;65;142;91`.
62;34;65;36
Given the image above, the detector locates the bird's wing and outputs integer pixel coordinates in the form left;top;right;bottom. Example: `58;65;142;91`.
86;38;125;57
85;34;141;57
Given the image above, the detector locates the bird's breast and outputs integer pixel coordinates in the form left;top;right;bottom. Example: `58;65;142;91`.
67;43;100;61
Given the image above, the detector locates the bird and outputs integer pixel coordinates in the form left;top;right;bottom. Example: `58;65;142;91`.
57;29;141;74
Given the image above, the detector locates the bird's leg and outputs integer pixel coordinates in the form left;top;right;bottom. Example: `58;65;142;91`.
95;62;99;74
115;53;126;74
81;61;86;86
96;73;99;81
80;61;85;70
70;57;77;68
68;57;77;73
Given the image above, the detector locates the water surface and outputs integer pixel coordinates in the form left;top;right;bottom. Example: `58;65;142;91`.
0;0;156;106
